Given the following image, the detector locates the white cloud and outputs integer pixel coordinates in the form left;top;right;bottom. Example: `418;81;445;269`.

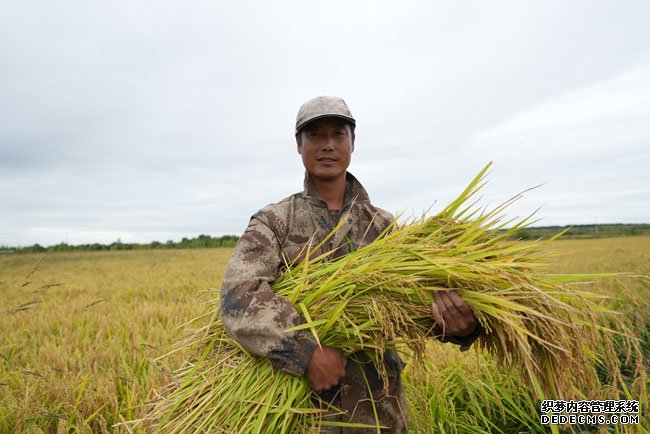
1;0;650;245
460;63;650;225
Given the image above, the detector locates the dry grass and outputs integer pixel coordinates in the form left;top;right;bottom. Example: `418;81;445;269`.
0;238;648;433
0;249;232;433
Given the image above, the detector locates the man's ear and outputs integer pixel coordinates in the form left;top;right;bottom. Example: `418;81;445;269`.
351;136;355;153
296;135;303;154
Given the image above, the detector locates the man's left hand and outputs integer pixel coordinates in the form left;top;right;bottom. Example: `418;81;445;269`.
431;289;479;337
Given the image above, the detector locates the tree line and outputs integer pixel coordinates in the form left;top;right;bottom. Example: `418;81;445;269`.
3;224;649;254
0;234;239;254
511;223;650;240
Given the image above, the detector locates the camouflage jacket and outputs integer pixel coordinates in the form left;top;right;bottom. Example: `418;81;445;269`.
220;172;480;433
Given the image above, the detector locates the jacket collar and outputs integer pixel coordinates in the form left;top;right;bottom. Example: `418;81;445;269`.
302;171;371;209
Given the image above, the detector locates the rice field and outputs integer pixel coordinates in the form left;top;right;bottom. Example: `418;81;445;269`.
0;236;648;433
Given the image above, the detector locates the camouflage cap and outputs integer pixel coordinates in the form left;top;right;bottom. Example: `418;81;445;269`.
295;96;356;135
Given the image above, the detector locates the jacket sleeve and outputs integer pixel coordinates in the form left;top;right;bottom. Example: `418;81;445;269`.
220;212;317;377
433;324;483;352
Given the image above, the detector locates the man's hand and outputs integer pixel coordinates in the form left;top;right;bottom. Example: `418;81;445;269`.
305;346;347;392
431;289;479;337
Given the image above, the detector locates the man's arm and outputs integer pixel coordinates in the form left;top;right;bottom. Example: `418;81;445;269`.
220;213;318;376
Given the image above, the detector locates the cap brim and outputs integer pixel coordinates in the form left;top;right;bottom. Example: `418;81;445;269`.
295;114;356;135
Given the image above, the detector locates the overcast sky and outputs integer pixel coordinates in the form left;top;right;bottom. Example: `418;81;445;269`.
1;0;649;246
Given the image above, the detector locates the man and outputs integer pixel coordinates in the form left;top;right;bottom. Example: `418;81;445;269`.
220;96;481;433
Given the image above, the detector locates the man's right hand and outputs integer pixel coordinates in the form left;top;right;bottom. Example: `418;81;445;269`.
305;346;347;392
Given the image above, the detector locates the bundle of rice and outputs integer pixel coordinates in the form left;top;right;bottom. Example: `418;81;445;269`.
139;163;640;433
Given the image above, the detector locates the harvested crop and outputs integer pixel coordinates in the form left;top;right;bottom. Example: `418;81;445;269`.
140;163;645;433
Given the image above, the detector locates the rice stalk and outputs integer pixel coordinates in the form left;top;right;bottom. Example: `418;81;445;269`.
138;162;646;433
403;343;544;434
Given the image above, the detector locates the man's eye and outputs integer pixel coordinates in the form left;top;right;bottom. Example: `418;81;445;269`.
308;132;320;137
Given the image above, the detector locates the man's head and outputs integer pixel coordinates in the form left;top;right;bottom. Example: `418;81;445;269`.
295;96;356;182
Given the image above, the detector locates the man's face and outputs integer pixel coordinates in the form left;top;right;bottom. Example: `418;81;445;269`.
296;117;355;182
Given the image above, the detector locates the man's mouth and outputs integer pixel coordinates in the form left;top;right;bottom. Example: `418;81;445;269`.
317;157;337;162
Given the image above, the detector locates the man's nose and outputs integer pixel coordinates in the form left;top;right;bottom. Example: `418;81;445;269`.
322;135;335;151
